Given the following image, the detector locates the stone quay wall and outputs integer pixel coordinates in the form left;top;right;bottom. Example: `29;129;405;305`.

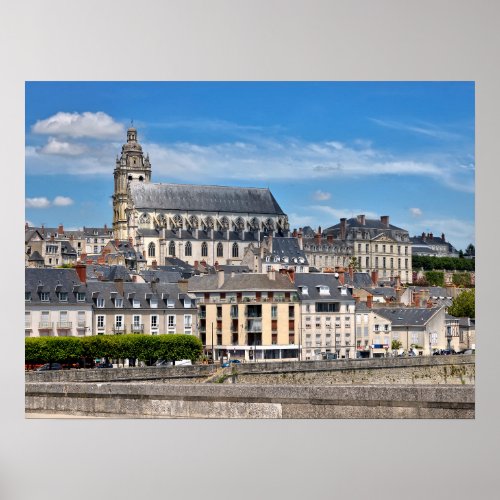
25;382;474;419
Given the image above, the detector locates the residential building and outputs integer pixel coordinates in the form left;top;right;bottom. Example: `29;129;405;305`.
354;302;393;358
410;232;459;257
25;268;92;337
295;273;356;360
188;271;300;362
324;215;412;283
457;317;476;351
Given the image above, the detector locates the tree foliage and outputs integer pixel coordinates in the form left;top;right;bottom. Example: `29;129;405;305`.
424;270;445;287
447;289;475;319
412;255;475;271
452;272;471;287
391;339;402;350
25;334;203;365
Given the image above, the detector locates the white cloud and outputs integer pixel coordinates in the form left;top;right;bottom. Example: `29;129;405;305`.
32;111;124;139
53;196;74;206
311;205;379;220
370;118;463;141
26;197;51;208
410;207;422;217
313;190;331;201
39;138;87;156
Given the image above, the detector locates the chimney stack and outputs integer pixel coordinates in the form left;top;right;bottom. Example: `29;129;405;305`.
340;218;347;240
441;233;445;242
357;214;366;226
58;224;64;235
268;270;276;281
104;224;107;230
297;229;303;250
366;294;373;309
338;270;345;285
178;279;188;293
75;263;87;284
380;215;389;228
292;228;298;237
152;260;158;270
217;269;225;288
349;266;354;281
314;229;322;245
371;270;378;286
327;234;333;244
194;260;199;270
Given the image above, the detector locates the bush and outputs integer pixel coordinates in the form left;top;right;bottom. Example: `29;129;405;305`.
413;256;475;272
25;337;84;365
424;270;445;286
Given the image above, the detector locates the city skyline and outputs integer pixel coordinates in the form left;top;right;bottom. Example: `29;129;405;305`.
25;81;474;250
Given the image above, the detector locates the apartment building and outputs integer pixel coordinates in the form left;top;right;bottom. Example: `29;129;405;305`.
188;271;300;362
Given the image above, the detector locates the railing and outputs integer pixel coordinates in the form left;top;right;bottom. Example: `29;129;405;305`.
38;322;53;329
57;322;72;329
130;324;144;333
112;326;126;334
77;322;86;329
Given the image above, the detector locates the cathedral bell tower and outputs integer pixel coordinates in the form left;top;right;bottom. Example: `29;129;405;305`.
112;126;152;239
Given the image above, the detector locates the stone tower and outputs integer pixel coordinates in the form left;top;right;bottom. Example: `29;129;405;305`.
112;126;152;239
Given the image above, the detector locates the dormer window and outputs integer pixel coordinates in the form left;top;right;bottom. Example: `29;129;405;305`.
114;298;123;308
57;292;68;302
300;286;309;295
150;297;158;309
133;299;141;308
77;292;86;302
96;298;105;308
318;285;330;296
184;299;191;308
167;299;175;308
40;292;50;302
25;292;31;302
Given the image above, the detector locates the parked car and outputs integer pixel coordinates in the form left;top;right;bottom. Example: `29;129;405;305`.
36;363;62;371
463;349;475;355
95;362;114;369
155;360;173;367
229;359;242;364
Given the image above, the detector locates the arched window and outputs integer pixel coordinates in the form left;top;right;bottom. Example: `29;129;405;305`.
185;241;192;257
169;241;175;256
217;242;223;257
148;242;156;257
139;176;144;181
201;242;208;257
232;242;239;258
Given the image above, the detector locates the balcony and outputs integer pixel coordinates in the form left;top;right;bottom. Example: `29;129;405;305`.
130;324;144;333
77;322;87;329
112;326;126;334
38;322;53;329
57;322;72;329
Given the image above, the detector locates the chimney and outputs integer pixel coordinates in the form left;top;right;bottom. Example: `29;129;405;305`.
194;260;199;270
366;294;373;309
268;270;276;281
292;228;298;237
41;224;45;235
217;269;225;288
25;222;29;230
104;224;107;230
58;224;64;235
338;270;345;285
429;233;433;239
314;229;321;245
75;263;87;284
132;275;137;282
371;270;378;286
353;295;360;305
114;279;124;297
340;218;347;240
327;234;333;244
178;279;188;293
441;233;445;242
297;229;303;250
349;266;354;281
357;214;366;226
394;275;401;288
152;260;158;270
395;287;403;303
288;268;295;283
380;215;389;228
421;232;426;242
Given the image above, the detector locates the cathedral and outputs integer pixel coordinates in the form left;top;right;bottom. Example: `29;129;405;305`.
112;127;290;267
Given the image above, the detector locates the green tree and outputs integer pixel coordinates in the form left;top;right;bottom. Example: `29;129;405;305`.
452;272;471;287
391;339;402;350
448;289;475;318
465;243;475;257
348;257;361;272
424;270;445;286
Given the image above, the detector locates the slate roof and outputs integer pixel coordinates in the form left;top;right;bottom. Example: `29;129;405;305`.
376;307;442;327
188;272;295;292
295;273;354;302
344;272;373;288
86;265;132;282
129;182;285;215
25;268;88;305
218;265;251;274
28;250;44;262
268;237;309;265
60;241;77;256
325;218;406;232
83;227;113;237
363;287;397;299
140;269;183;283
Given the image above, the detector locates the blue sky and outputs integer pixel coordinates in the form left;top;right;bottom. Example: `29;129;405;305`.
25;81;475;250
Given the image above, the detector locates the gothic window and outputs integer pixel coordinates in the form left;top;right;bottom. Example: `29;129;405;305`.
158;214;167;227
189;215;199;228
265;218;274;230
250;217;259;230
217;242;223;257
185;241;192;257
139;213;150;225
148;242;156;257
201;242;208;257
173;214;183;229
204;216;214;229
169;241;176;256
235;217;245;230
139;176;144;181
232;243;239;258
220;216;230;230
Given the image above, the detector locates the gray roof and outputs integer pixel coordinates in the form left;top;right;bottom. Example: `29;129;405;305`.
326;217;406;232
344;272;373;288
188;272;295;292
129;182;285;215
269;237;308;264
218;265;251;274
376;307;442;327
25;268;88;305
28;250;44;262
363;287;397;299
86;265;132;282
140;269;183;283
295;273;354;302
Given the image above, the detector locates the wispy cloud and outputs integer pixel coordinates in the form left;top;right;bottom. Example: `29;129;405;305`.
32;112;124;139
312;190;331;201
39;138;87;156
370;118;464;141
409;207;422;217
25;196;74;208
26;197;51;208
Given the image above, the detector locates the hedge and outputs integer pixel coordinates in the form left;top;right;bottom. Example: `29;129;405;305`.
25;334;203;365
412;255;475;271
